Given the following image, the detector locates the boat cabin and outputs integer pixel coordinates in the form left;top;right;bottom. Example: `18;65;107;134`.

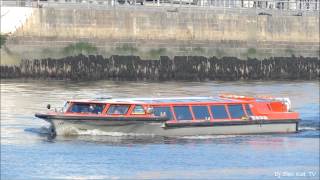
59;96;297;123
61;97;265;122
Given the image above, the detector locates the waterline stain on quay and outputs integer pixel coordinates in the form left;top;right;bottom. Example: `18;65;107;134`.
1;55;319;81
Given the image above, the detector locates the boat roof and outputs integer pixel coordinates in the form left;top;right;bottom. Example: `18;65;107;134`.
68;96;246;104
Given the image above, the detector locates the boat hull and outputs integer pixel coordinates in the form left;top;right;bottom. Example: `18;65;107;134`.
48;119;299;136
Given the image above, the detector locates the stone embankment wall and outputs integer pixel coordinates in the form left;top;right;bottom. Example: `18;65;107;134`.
1;55;319;80
4;6;320;60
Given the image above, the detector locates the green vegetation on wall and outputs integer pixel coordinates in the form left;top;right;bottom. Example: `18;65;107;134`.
62;42;97;56
192;47;205;56
215;49;225;58
247;48;257;58
115;44;138;54
285;48;295;56
0;34;7;48
148;48;167;59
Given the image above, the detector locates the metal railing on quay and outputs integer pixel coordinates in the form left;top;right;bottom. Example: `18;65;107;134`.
1;0;319;13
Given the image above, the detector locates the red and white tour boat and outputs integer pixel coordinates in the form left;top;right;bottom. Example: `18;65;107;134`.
35;94;300;136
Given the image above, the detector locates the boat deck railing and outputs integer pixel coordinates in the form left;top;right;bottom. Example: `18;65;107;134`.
85;96;240;104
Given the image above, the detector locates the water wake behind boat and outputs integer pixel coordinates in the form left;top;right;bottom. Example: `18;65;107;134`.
179;135;243;139
73;128;155;137
24;126;52;135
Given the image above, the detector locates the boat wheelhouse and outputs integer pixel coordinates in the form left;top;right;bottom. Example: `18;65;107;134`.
35;95;300;136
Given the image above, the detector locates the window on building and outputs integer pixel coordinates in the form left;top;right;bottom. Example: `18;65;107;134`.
173;106;193;121
210;105;229;119
228;104;245;119
245;104;253;116
132;105;145;115
192;106;210;120
107;104;130;115
153;106;173;120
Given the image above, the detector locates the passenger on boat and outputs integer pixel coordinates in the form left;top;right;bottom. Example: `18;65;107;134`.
89;104;104;114
114;107;127;114
114;109;121;114
70;104;89;113
160;112;167;117
70;103;104;114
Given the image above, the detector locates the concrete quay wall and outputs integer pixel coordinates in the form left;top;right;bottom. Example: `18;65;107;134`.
6;7;320;59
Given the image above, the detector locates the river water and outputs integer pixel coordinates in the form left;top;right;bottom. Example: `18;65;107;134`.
1;79;319;180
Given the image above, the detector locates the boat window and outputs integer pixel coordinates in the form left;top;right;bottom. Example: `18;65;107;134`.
192;106;210;120
69;103;105;114
228;104;245;119
90;104;105;114
210;105;229;119
132;105;145;115
153;106;173;120
173;106;193;121
107;104;130;115
245;104;253;116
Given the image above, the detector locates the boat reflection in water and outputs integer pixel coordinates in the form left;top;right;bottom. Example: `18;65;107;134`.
35;94;300;137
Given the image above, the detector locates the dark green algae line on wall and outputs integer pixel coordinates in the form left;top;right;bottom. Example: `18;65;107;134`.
1;55;319;81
